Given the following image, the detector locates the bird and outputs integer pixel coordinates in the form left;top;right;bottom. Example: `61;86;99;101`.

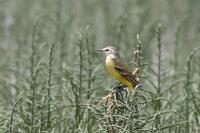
97;46;139;90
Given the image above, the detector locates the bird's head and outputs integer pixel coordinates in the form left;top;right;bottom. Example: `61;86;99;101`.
97;46;119;57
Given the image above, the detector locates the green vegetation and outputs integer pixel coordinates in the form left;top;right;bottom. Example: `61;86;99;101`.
0;0;200;132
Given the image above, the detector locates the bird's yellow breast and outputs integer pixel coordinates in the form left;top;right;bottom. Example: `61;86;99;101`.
105;57;133;89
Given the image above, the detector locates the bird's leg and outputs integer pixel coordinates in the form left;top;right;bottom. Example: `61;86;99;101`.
126;89;131;98
113;83;128;101
114;83;126;93
117;82;123;87
124;88;128;98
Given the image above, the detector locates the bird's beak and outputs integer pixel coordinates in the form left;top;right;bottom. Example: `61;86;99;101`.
96;49;103;52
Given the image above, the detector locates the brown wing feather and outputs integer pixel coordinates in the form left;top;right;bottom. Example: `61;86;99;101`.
113;58;139;85
112;58;129;71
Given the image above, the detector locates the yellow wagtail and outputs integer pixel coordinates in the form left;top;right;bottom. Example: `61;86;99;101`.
97;46;139;90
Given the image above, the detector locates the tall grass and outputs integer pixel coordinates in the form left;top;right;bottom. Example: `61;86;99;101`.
185;47;200;133
0;0;200;132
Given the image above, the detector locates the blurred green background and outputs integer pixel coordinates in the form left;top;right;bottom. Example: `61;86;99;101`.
0;0;200;132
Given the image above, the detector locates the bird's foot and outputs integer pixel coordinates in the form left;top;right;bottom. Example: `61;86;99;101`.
113;84;128;101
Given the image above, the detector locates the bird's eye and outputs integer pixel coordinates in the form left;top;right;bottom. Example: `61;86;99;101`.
106;49;109;51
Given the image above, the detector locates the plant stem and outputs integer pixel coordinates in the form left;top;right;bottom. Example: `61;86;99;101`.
9;97;23;133
185;47;200;133
75;37;83;129
30;17;40;133
47;43;55;129
86;37;92;133
156;23;162;130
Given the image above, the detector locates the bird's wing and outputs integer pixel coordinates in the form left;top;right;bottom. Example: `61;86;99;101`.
113;58;139;85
